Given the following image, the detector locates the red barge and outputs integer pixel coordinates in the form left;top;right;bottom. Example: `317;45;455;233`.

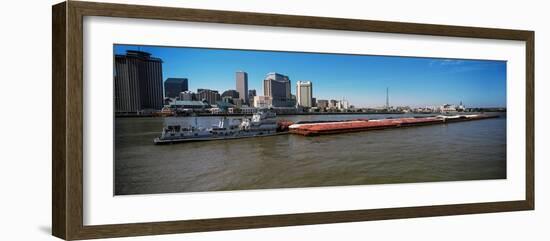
288;114;498;136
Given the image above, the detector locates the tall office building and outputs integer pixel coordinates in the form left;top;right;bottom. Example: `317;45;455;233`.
263;72;294;107
296;81;313;107
114;50;164;113
263;72;291;98
236;71;248;104
164;78;188;99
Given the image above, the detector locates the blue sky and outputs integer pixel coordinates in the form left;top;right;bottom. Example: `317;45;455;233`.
114;44;506;108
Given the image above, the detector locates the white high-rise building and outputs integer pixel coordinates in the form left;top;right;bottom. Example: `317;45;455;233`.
296;81;313;107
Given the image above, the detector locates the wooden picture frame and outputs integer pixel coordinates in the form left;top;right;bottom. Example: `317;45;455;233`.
52;1;534;240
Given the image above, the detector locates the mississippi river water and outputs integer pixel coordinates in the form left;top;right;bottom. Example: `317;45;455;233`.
114;113;506;195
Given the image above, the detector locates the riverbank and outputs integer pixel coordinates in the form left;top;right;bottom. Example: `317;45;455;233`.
116;111;406;118
115;111;505;118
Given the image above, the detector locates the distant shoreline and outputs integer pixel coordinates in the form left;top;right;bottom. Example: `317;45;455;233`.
115;110;506;118
116;112;404;118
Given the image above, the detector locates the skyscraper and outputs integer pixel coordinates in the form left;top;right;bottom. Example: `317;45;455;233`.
263;72;290;98
296;81;313;107
114;50;164;113
236;71;248;104
263;72;294;107
164;78;188;99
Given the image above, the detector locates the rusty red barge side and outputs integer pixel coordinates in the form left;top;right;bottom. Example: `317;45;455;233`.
288;114;499;136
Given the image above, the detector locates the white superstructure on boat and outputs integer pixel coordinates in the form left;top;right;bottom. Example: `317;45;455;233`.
154;110;280;144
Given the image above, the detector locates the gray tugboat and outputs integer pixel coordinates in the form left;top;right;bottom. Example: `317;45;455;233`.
154;110;284;144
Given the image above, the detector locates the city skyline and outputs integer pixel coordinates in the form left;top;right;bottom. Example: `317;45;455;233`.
114;44;507;108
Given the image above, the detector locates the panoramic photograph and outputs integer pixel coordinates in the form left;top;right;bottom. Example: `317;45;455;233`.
113;44;507;195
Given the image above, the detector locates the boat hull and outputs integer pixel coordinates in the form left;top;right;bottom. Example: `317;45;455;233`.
154;131;288;144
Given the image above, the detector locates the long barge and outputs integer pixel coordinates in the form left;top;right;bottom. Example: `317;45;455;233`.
288;114;498;136
154;112;499;144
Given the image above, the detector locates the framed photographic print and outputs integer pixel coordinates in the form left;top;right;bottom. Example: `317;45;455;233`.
52;1;534;240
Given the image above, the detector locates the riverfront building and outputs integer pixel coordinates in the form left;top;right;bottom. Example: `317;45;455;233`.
168;100;209;110
329;99;338;109
197;88;221;105
236;71;249;104
253;95;273;108
317;99;329;109
239;107;258;114
439;102;465;112
114;50;164;114
263;72;295;107
164;78;188;99
296;81;313;107
179;91;196;101
337;98;350;110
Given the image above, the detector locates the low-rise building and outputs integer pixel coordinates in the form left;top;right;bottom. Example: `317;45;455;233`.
329;99;338;109
337;99;350;111
240;107;258;114
440;104;457;112
248;89;257;106
168;100;209;111
209;107;223;114
271;107;298;114
253;96;273;108
197;88;221;105
316;99;329;110
221;89;240;99
179;91;196;101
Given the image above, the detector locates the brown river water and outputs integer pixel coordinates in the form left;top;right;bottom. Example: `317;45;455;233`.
114;113;506;195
